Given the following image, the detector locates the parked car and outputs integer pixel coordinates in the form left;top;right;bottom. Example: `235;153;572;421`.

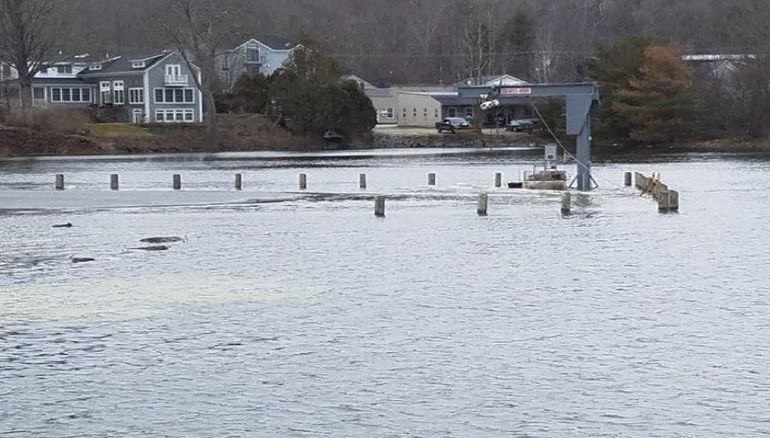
436;117;471;133
506;118;539;133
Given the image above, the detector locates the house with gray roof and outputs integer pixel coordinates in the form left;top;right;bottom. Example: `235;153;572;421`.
217;36;299;91
9;51;203;124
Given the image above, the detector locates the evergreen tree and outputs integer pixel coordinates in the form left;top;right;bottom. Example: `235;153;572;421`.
269;43;376;138
612;45;695;144
588;36;652;140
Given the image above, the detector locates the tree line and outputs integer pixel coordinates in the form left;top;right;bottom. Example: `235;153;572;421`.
3;0;770;144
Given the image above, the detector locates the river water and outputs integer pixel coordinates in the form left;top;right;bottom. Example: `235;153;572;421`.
1;147;769;437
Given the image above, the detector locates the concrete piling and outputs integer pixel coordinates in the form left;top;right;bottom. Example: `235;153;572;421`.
669;190;679;212
374;196;386;217
658;190;680;213
428;173;436;186
110;174;119;191
55;174;64;191
173;174;181;190
624;172;633;187
359;173;367;190
561;192;571;215
235;173;243;191
477;193;489;216
495;173;503;188
299;173;307;190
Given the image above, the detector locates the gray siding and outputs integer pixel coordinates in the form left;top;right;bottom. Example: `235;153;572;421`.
217;40;293;91
146;53;202;124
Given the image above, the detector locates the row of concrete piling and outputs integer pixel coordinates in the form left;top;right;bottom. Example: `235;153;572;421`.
50;171;676;217
52;172;508;191
625;171;679;213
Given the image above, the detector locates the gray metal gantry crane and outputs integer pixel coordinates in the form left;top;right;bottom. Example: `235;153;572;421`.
456;83;601;191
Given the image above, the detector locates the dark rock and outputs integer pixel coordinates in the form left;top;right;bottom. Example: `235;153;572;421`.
132;246;170;252
53;223;73;228
140;237;183;244
72;257;95;263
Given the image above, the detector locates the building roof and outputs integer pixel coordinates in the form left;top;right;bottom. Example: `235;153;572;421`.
255;35;299;51
222;35;299;51
457;74;528;87
50;53;97;65
682;54;756;62
78;52;168;76
31;77;90;86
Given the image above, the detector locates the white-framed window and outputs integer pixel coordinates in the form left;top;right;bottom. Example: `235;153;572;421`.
113;81;125;104
412;108;417;117
91;63;102;71
153;87;195;104
155;109;195;123
387;108;393;118
131;61;146;69
434;109;439;118
423;108;428;118
129;88;144;104
100;81;111;92
50;87;93;103
56;65;72;74
245;45;260;63
114;89;125;104
165;64;181;77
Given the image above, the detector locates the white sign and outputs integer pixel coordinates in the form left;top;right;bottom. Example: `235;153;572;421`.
500;87;533;96
545;145;558;161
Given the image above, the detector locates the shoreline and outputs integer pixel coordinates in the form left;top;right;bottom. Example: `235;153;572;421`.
1;121;769;160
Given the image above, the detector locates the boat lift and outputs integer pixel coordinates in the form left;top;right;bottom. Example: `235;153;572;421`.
451;83;601;191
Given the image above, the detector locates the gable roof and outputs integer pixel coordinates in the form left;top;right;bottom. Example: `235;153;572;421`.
223;35;298;52
78;52;168;76
457;74;528;87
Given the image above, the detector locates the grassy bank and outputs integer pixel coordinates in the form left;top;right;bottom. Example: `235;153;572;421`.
2;113;769;158
0;114;322;158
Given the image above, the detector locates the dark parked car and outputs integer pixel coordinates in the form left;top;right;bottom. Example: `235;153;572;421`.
436;117;471;133
506;118;540;132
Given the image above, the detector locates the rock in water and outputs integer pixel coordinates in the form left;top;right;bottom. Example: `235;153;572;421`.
53;223;73;228
72;257;95;263
132;246;170;252
140;237;183;244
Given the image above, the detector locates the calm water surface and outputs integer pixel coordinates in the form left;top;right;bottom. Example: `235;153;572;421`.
1;148;769;437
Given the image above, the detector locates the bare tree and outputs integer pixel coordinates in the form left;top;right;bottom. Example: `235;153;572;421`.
0;0;61;111
161;0;243;140
459;0;493;84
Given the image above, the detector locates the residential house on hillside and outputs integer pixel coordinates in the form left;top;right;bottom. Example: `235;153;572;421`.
218;36;299;91
1;51;203;124
682;54;755;83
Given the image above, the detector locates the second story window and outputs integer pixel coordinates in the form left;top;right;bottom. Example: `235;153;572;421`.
56;65;72;74
166;64;181;78
246;45;260;63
